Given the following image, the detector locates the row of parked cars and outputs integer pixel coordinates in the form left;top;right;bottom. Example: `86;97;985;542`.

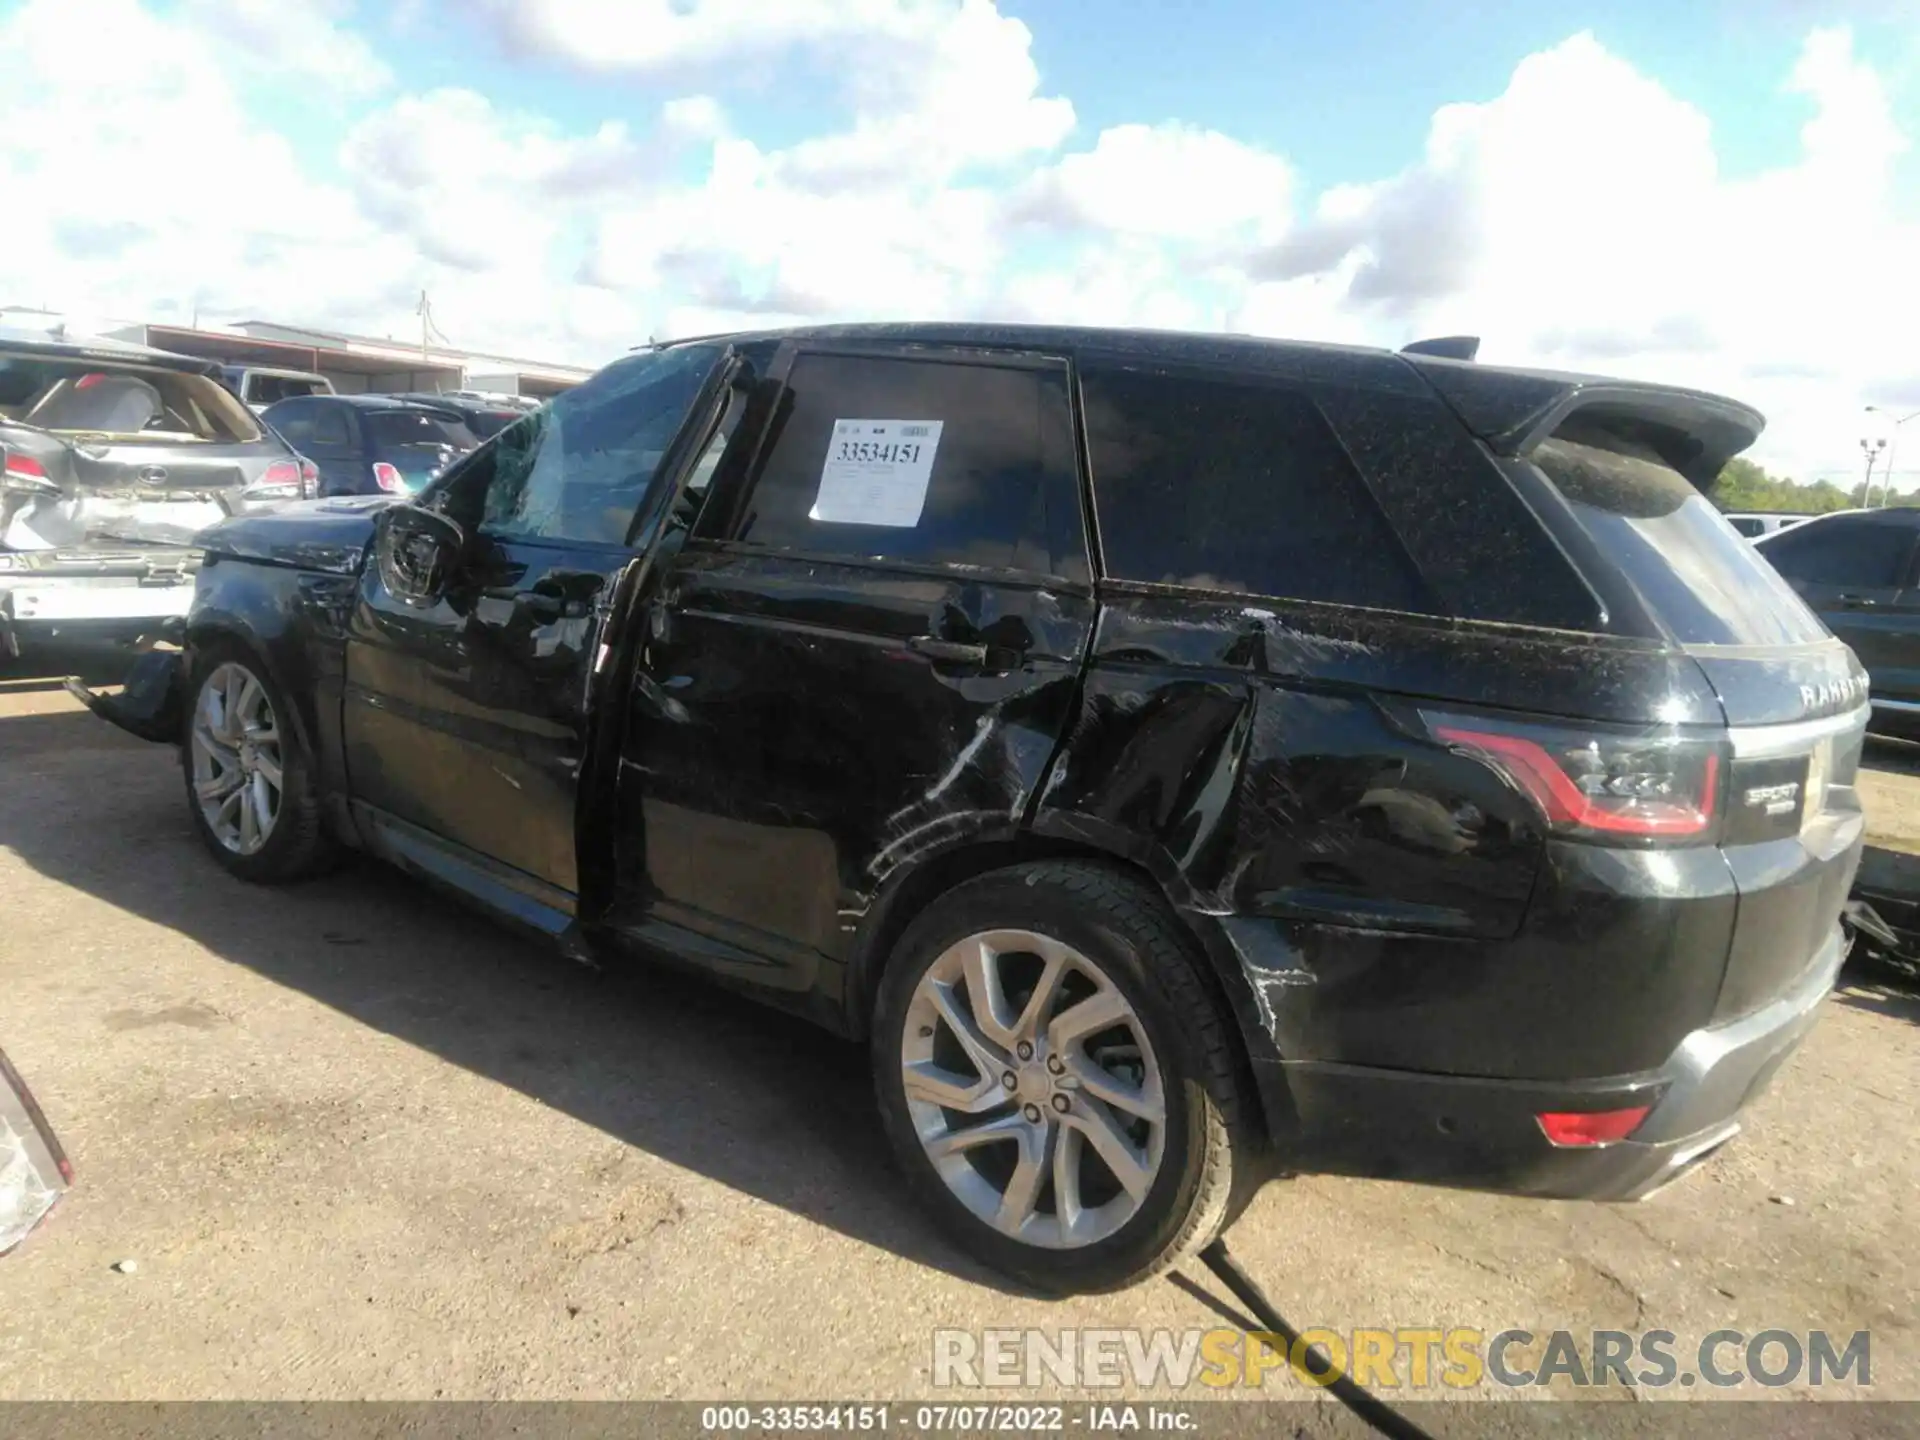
0;327;538;658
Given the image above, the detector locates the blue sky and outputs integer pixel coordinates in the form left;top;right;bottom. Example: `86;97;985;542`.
7;0;1920;484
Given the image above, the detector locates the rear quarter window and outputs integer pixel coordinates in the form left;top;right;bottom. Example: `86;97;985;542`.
1081;364;1432;611
1530;435;1826;647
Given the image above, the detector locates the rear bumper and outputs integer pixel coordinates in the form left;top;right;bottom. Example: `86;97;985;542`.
0;565;196;652
1263;925;1843;1200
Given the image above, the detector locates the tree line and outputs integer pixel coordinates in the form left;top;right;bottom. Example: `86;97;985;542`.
1709;456;1891;513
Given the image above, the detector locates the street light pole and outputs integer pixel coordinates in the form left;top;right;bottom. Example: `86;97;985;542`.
1862;437;1887;505
1865;406;1920;508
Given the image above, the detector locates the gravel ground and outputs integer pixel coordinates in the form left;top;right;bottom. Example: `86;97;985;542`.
0;663;1914;1424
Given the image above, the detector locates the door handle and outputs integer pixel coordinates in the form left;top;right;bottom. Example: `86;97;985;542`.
1838;594;1880;609
480;587;586;621
907;635;991;665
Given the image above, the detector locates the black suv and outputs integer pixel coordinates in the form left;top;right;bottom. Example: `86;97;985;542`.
75;326;1866;1293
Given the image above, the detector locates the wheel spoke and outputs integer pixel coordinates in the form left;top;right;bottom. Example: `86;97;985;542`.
902;1060;1001;1114
238;783;260;849
195;771;243;801
1047;986;1131;1052
1067;1054;1164;1122
1067;1097;1153;1200
250;773;275;836
235;674;262;731
215;788;243;832
929;978;1010;1082
1052;1124;1084;1241
253;750;283;791
924;1111;1025;1160
994;1123;1053;1236
1010;945;1069;1046
960;938;1020;1051
223;668;245;742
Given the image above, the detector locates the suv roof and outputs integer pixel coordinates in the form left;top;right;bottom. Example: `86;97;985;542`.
307;394;463;413
0;326;220;377
661;323;1764;489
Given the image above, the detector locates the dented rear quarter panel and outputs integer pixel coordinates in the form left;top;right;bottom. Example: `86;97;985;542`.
1032;588;1742;1083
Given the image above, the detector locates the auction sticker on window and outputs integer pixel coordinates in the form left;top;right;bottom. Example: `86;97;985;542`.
811;419;944;527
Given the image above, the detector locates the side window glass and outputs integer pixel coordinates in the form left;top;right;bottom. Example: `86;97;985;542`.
475;343;722;547
271;404;313;446
312;405;353;447
1082;365;1429;610
1764;522;1910;588
729;353;1061;572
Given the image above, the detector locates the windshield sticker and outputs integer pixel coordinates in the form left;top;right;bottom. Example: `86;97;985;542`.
810;419;943;527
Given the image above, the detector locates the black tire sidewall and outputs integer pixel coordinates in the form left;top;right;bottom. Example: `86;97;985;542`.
872;865;1228;1293
180;640;319;883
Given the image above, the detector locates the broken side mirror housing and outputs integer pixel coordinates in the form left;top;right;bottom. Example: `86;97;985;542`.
375;503;466;608
0;1046;71;1256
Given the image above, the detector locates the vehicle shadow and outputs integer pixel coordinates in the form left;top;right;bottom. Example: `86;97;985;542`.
0;697;1020;1293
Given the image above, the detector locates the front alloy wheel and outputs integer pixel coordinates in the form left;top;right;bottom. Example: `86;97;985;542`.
190;661;284;856
901;928;1168;1249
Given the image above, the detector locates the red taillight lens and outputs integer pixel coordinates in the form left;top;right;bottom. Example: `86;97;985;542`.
4;452;47;479
241;459;304;502
372;462;405;493
1426;710;1723;843
1537;1106;1651;1147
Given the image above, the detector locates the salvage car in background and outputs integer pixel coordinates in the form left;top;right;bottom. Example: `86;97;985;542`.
0;329;314;660
220;365;335;412
1756;507;1920;733
387;391;532;441
259;395;479;497
76;326;1866;1294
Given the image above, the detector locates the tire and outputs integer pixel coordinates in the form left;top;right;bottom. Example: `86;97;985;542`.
180;638;337;884
871;860;1250;1294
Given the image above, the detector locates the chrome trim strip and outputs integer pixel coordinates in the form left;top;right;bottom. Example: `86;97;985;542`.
1871;697;1920;715
1727;706;1869;759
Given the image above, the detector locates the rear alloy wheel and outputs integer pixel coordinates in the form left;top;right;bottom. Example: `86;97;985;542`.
181;641;337;883
190;661;284;856
874;862;1249;1294
901;929;1167;1249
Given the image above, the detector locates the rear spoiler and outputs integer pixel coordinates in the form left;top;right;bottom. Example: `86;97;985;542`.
1402;352;1764;491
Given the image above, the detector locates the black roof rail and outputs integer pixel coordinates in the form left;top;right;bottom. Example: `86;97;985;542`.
1401;335;1480;361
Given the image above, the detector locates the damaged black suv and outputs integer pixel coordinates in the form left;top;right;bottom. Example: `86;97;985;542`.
76;326;1867;1293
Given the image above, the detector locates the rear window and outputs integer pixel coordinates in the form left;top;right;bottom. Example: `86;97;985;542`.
21;367;261;443
248;374;327;404
366;410;478;451
1082;365;1432;611
1531;436;1826;646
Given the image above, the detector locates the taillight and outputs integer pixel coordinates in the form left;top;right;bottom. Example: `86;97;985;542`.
372;462;406;493
241;459;304;502
298;459;319;498
2;451;57;493
1425;709;1724;844
1537;1106;1650;1147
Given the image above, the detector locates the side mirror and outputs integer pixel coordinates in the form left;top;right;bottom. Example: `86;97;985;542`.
375;504;466;608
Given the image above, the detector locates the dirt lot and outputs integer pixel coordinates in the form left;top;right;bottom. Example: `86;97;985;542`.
1;659;1915;1419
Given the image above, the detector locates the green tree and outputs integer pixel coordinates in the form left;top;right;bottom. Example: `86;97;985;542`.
1709;457;1855;515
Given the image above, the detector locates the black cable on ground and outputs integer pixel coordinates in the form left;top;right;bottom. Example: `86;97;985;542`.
1198;1238;1439;1440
